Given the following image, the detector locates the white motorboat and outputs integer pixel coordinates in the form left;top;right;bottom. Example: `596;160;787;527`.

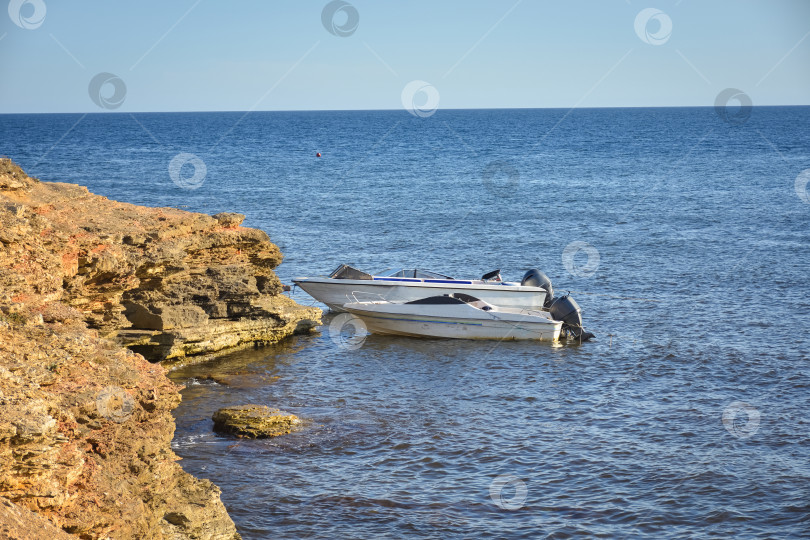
293;265;553;312
342;293;562;341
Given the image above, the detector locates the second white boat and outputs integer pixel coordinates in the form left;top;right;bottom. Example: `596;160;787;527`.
342;293;563;341
293;265;553;312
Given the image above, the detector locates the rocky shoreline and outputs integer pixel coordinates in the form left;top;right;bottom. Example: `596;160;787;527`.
0;159;322;538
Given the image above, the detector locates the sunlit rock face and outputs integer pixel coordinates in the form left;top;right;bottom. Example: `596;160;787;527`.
0;158;321;538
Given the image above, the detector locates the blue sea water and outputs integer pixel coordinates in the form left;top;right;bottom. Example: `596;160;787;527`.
1;108;809;538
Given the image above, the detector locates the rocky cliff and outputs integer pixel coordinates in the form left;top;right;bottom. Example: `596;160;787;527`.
0;159;322;538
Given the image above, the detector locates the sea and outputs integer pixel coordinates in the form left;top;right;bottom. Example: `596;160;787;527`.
1;107;809;538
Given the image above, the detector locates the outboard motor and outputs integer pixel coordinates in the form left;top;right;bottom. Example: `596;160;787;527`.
549;295;595;342
521;269;554;308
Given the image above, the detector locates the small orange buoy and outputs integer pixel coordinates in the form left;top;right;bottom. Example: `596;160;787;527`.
316;152;321;157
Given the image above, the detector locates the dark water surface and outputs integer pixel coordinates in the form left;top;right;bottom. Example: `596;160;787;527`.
2;108;809;538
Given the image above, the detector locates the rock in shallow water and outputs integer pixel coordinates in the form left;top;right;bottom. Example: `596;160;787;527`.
212;405;300;438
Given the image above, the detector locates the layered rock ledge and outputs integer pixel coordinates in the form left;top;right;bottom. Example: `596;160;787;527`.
0;159;322;538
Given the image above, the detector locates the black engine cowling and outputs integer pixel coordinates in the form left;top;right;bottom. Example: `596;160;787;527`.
521;269;554;308
549;295;595;342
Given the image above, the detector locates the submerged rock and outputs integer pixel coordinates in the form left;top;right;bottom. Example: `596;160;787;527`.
213;405;300;438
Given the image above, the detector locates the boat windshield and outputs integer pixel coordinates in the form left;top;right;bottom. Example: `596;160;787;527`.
329;264;373;280
375;268;455;280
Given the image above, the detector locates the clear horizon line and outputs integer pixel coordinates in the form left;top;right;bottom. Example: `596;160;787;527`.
1;103;809;115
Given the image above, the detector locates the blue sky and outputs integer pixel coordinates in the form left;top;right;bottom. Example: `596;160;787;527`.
1;0;808;113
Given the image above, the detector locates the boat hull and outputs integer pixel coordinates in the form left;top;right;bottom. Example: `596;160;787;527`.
343;304;562;341
293;277;547;312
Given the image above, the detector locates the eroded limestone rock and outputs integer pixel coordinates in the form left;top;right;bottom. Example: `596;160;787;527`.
213;405;300;438
0;158;328;538
212;212;245;228
0;321;241;539
0;157;321;360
